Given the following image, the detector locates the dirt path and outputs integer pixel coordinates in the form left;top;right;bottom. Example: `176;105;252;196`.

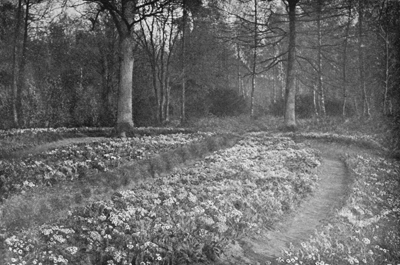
223;140;351;264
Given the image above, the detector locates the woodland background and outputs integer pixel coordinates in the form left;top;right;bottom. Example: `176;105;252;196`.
0;0;399;130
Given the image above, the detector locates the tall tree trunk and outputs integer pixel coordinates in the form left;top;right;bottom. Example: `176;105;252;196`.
159;66;165;124
16;0;30;127
342;2;351;117
180;7;188;125
115;1;135;136
284;0;299;130
101;52;113;125
272;67;277;104
316;0;325;116
313;85;319;116
250;0;258;118
116;31;134;136
165;79;171;122
11;0;23;128
279;61;285;100
358;0;370;118
237;44;242;96
151;63;160;123
380;4;392;116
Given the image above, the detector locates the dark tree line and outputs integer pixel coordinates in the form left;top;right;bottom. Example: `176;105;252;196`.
0;0;399;131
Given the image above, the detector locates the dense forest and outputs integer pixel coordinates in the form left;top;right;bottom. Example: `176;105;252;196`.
0;0;399;133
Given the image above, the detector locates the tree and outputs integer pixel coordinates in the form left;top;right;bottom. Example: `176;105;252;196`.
180;0;188;124
376;0;399;116
136;2;179;124
11;0;23;127
284;0;299;130
85;0;172;136
341;0;352;117
357;0;370;117
316;0;326;116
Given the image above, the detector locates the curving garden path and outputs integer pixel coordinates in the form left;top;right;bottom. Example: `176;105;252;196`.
223;140;351;265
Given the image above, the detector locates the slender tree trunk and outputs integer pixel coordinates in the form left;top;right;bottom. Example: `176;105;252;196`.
165;79;171;122
353;97;359;116
11;0;23;128
237;44;242;96
284;0;299;130
101;52;113;125
342;3;351;117
313;86;319;116
159;66;165;123
279;61;285;100
381;20;392;116
272;67;277;104
316;0;325;116
180;8;188;125
150;63;160;123
358;0;370;118
250;0;258;118
16;0;30;127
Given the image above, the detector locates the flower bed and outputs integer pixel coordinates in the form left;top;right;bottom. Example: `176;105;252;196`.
0;132;213;202
3;132;320;265
282;132;387;153
0;127;196;159
277;154;400;265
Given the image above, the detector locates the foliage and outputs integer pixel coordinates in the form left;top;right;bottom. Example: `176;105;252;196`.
277;154;400;265
292;116;397;151
3;133;320;265
208;89;248;117
190;114;281;134
269;98;286;117
0;131;212;202
293;95;356;119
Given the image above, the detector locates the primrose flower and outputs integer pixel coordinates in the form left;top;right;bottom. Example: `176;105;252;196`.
89;231;102;241
362;238;370;245
188;192;197;203
66;246;78;255
163;197;176;206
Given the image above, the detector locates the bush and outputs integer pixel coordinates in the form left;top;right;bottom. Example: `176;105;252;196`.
325;98;355;117
296;94;315;118
208;89;248;117
272;94;356;119
269;98;285;117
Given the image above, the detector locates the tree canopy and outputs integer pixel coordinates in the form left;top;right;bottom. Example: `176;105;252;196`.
0;0;399;130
